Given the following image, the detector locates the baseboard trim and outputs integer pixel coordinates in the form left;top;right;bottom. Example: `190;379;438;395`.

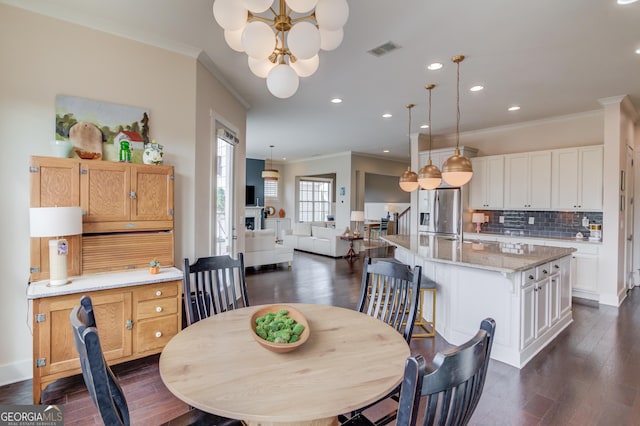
0;359;32;387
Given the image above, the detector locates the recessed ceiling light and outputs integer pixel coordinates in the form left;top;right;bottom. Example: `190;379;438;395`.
636;48;640;54
382;113;392;118
470;85;484;92
617;0;638;4
508;106;521;111
420;124;429;129
383;149;390;153
427;62;443;70
331;98;343;104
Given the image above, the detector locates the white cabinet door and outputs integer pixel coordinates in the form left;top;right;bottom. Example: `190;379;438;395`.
470;156;504;209
505;153;529;209
521;282;536;349
469;157;486;209
578;146;603;210
556;256;572;316
535;278;551;338
529;151;551;209
573;253;599;293
551;148;579;209
549;273;561;326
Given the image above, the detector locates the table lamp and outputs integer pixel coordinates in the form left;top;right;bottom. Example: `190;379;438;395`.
472;213;485;233
30;207;83;286
350;211;365;237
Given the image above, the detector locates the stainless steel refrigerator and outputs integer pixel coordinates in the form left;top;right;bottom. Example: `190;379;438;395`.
418;188;462;238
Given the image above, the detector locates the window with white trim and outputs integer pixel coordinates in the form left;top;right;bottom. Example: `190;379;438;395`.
264;179;278;199
298;178;331;222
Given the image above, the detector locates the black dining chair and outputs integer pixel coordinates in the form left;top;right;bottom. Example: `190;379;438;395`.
183;254;249;326
70;295;242;426
345;318;496;426
341;257;422;425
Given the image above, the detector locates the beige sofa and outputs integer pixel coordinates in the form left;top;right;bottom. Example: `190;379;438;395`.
244;229;293;268
282;222;350;258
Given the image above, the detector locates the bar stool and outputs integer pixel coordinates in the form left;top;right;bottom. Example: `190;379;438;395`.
412;278;436;338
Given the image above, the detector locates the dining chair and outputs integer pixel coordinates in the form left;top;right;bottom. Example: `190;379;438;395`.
183;253;250;326
70;295;242;426
396;318;496;426
344;318;496;426
341;257;421;425
370;218;390;241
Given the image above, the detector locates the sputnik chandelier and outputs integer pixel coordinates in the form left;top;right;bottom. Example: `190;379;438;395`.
213;0;349;99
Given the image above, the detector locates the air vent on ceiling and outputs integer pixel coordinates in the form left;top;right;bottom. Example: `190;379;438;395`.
367;41;400;57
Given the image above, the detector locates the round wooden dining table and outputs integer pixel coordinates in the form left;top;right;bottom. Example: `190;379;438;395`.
159;303;410;426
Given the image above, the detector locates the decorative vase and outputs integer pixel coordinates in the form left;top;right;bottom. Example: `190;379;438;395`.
143;141;164;165
50;139;73;158
278;208;285;218
149;266;160;274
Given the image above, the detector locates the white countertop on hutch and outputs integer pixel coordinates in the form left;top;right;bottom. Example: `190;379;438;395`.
27;267;183;299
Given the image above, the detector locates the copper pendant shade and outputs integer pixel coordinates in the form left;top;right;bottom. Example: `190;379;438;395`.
399;103;419;192
441;55;473;187
418;84;442;190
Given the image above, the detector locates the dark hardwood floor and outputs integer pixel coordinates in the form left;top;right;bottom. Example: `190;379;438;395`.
3;248;640;425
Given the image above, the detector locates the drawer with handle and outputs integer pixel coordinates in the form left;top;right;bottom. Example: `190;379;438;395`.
136;316;178;353
136;281;179;301
137;297;178;320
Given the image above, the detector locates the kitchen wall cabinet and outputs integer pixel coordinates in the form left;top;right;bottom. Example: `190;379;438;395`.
469;155;504;209
81;160;174;233
29;272;182;403
504;151;551;209
551;146;603;211
29;157;175;281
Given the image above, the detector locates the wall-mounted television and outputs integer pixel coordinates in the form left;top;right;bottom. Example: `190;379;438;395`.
246;185;255;206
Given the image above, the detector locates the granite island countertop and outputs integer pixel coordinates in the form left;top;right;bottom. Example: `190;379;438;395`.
383;234;575;274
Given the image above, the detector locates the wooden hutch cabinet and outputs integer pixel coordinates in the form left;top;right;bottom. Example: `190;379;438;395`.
28;156;180;403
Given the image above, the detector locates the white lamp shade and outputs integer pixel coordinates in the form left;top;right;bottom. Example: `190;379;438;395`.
290;55;319;77
315;0;349;31
319;28;343;51
213;0;248;31
472;213;485;224
242;21;276;59
224;27;246;52
248;56;277;78
242;0;273;13
441;171;473;187
287;22;321;60
286;0;318;13
267;64;300;98
350;211;365;222
30;207;82;237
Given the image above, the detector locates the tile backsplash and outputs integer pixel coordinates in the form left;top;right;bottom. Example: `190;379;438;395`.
473;210;603;238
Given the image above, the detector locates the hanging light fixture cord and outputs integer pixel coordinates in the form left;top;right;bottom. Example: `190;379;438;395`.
428;85;433;161
454;55;464;148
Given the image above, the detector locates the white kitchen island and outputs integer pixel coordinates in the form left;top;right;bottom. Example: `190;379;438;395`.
383;234;576;368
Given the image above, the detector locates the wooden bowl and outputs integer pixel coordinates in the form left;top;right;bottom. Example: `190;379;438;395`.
250;305;310;353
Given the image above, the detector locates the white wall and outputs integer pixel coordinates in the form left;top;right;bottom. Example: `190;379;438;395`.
0;4;246;385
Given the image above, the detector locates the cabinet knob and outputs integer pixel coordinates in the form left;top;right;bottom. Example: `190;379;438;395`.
155;290;162;296
554;264;560;269
129;191;137;199
156;306;163;313
126;319;134;330
155;331;162;338
529;274;534;280
542;269;548;274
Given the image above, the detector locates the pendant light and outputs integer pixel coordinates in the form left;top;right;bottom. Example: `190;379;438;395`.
418;84;442;190
262;145;280;181
399;103;419;192
441;55;473;187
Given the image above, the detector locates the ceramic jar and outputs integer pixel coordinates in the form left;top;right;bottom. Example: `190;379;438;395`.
143;141;164;165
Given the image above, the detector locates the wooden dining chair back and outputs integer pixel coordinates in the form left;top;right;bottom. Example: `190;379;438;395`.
396;318;496;426
183;253;249;326
70;296;243;426
357;257;422;343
